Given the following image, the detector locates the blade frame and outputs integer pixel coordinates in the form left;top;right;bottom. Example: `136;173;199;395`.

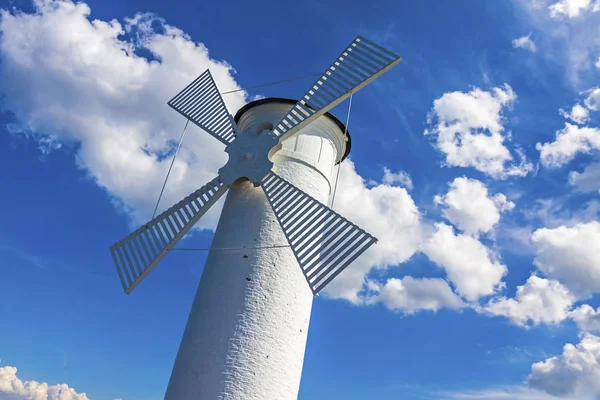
110;177;228;294
262;171;377;295
168;70;240;146
270;36;402;145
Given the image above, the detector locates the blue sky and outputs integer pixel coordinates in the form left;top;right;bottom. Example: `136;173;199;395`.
1;0;600;399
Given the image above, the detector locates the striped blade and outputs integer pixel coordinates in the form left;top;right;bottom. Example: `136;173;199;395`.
168;70;239;145
261;171;377;295
272;35;401;143
110;177;227;294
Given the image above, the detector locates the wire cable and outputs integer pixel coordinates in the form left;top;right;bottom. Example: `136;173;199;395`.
330;93;353;209
220;73;321;95
170;244;291;252
152;119;189;219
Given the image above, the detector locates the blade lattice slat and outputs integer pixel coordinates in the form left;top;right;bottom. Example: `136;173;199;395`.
168;70;239;145
272;35;401;143
261;171;377;295
110;177;227;294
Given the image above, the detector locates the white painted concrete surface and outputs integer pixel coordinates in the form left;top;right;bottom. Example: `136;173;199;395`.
164;100;348;400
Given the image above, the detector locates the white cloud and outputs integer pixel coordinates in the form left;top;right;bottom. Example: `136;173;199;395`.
422;223;507;302
484;275;575;327
537;123;600;167
528;333;600;398
596;56;600;68
548;0;597;17
571;304;600;332
382;167;413;190
323;160;423;303
0;365;88;399
425;85;533;179
512;32;538;52
584;87;600;111
434;177;514;236
559;103;590;124
0;0;248;230
569;162;600;192
531;221;600;297
368;276;464;314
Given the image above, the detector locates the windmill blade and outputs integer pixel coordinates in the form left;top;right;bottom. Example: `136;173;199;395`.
271;36;401;143
110;177;227;294
261;171;377;295
168;70;240;145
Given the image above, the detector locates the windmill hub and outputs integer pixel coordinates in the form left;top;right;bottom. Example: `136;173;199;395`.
218;128;278;186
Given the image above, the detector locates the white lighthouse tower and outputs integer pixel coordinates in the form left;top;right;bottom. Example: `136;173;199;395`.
164;98;350;399
108;35;401;400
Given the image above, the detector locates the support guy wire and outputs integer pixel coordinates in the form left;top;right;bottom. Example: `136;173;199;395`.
152;119;189;219
170;244;291;252
330;93;353;209
220;73;321;95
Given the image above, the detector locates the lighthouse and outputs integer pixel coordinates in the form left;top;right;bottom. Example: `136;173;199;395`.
164;98;350;399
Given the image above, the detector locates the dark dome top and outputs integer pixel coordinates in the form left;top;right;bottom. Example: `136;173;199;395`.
233;97;351;163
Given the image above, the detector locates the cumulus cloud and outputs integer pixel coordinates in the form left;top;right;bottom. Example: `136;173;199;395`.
484;276;575;327
434;177;514;236
381;167;413;190
571;304;600;332
0;0;247;230
512;32;538;51
367;276;464;314
0;365;88;399
422;223;507;302
559;103;590;124
323;160;423;303
596;56;600;68
569;162;600;192
548;0;599;17
537;123;600;167
425;85;533;179
531;221;600;297
528;333;600;398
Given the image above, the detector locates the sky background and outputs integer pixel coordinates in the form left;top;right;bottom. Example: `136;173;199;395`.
1;0;600;399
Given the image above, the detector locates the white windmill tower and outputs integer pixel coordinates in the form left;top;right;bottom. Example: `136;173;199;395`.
110;35;401;399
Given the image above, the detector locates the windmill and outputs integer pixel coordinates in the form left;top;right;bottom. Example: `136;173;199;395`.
110;35;401;399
